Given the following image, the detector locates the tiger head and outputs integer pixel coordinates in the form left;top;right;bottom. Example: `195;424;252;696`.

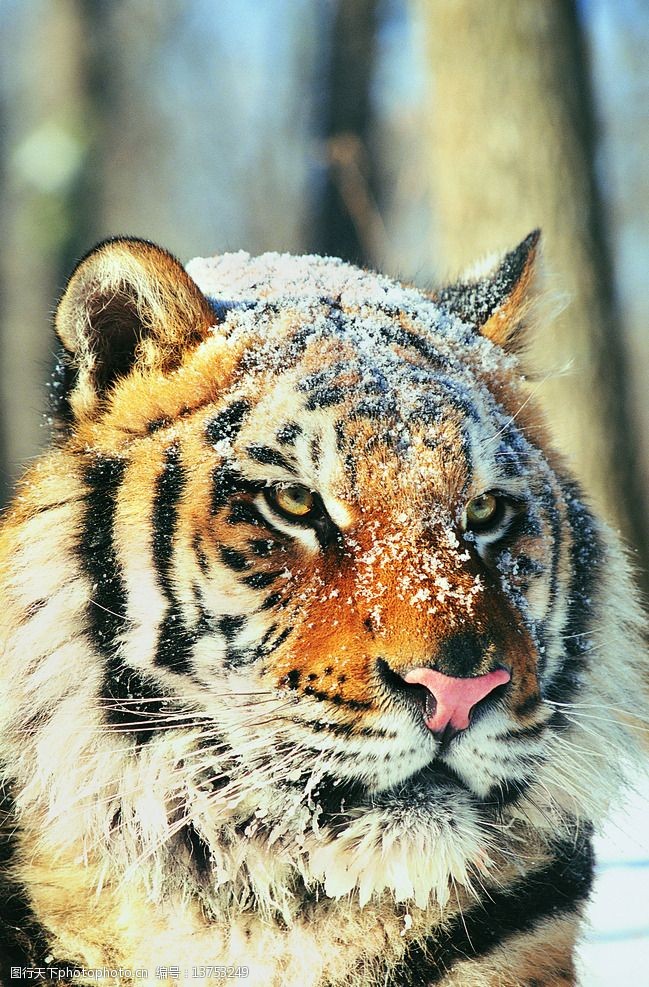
4;233;644;918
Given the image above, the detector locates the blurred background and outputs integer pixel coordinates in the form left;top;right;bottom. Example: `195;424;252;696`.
0;0;648;981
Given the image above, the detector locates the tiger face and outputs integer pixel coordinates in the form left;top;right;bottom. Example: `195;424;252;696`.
2;234;645;984
46;234;588;807
139;292;552;801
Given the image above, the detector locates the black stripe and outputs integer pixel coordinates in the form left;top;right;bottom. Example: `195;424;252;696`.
227;501;288;540
479;776;532;807
249;538;280;557
375;322;451;371
80;456;129;656
223;648;253;668
515;554;545;578
218;615;246;641
512;693;543;718
352;395;398;423
276;422;302;445
246;445;297;474
155;604;196;674
297;365;346;393
244;570;281;590
219;545;251;572
212;466;260;514
152;443;186;598
228;500;265;527
499;720;546;741
495;444;525;478
259;623;279;648
24;597;48;618
147;416;172;433
303;718;390;740
193;534;209;573
277;321;319;360
263;625;292;655
205;399;250;446
334;419;346;452
305;718;355;738
310;435;321;466
99;665;179;736
151;445;199;675
226;623;291;670
536;480;563;675
545;480;601;703
80;458;168;740
305;385;346;410
194;600;214;635
299;684;371;711
386;834;594;986
343;451;358;493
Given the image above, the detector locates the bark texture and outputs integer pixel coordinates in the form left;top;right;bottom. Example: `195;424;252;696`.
314;0;380;264
418;0;648;571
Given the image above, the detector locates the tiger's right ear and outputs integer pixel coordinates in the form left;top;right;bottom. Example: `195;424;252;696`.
54;237;216;422
435;230;541;353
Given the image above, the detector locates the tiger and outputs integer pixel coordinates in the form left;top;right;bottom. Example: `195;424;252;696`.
0;231;646;987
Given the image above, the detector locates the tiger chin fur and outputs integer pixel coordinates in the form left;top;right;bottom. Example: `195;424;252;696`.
0;233;646;986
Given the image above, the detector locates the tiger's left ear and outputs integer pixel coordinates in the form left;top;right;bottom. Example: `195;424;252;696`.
54;237;216;421
435;230;541;351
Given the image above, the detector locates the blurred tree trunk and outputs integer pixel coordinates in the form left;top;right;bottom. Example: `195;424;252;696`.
314;0;381;265
418;0;649;578
0;2;90;488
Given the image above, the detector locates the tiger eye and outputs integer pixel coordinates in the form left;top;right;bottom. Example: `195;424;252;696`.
272;484;315;518
466;493;499;528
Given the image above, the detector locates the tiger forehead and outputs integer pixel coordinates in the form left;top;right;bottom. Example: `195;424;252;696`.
223;292;499;436
207;310;480;514
229;298;453;383
229;371;472;515
229;313;479;429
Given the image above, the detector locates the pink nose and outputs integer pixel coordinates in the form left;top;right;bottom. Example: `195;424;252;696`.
403;666;511;735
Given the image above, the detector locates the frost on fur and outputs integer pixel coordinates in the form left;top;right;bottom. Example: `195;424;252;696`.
0;235;646;987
